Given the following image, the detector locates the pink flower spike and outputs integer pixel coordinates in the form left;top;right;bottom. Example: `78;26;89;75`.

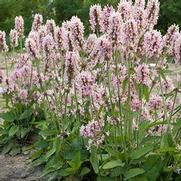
0;31;8;52
89;4;102;33
15;16;24;37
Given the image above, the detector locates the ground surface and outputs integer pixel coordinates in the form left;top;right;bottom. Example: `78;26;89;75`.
0;154;42;181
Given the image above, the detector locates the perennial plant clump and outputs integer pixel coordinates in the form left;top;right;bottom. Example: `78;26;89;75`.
0;0;181;180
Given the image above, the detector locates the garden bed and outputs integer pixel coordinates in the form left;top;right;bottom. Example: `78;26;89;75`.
0;0;181;180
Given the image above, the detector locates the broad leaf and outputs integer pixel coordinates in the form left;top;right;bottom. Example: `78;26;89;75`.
130;145;154;160
9;125;19;137
102;160;125;169
124;168;145;180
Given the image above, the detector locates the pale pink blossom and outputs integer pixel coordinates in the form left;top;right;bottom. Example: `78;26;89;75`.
92;86;105;110
54;26;68;51
87;134;105;149
28;31;40;51
100;5;115;33
38;25;48;48
65;51;80;84
131;94;141;112
42;34;56;61
83;34;97;54
46;19;56;37
145;0;160;29
149;124;168;136
80;118;105;148
25;37;39;58
89;4;102;32
15;16;24;37
163;24;179;52
10;29;18;48
108;12;123;46
166;100;174;111
76;71;95;97
118;0;133;21
120;19;138;54
142;30;163;58
80;119;104;138
135;64;150;86
0;31;8;52
133;6;147;31
16;54;31;69
90;35;112;64
148;95;162;110
173;34;181;63
69;16;84;50
169;32;180;57
134;0;145;8
32;13;43;31
162;77;174;93
19;89;28;101
141;108;151;121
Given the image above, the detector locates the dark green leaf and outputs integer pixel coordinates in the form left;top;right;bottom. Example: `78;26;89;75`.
80;167;90;176
124;168;145;180
9;125;19;137
130;145;154;160
102;160;125;169
90;147;99;174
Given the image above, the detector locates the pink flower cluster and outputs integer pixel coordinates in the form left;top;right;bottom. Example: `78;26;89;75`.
89;5;102;33
80;118;105;148
0;31;8;52
10;29;18;48
135;64;150;86
142;30;163;58
148;95;162;110
65;51;80;83
15;16;24;37
76;71;95;97
25;31;40;58
89;35;112;64
32;13;43;32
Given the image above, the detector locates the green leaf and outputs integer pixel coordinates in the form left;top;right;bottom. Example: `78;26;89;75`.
9;125;19;137
143;85;149;101
20;127;29;138
90;147;99;174
31;149;44;160
67;151;81;171
1;142;14;154
102;160;125;169
97;176;115;181
130;145;154;160
124;168;145;180
160;132;176;148
40;130;57;137
19;108;33;120
0;111;15;122
9;147;21;156
80;167;90;176
45;146;56;160
142;155;163;181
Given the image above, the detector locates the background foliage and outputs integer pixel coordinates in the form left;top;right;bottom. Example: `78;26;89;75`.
0;0;181;35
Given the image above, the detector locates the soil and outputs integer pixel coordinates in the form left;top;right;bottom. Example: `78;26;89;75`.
0;154;43;181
